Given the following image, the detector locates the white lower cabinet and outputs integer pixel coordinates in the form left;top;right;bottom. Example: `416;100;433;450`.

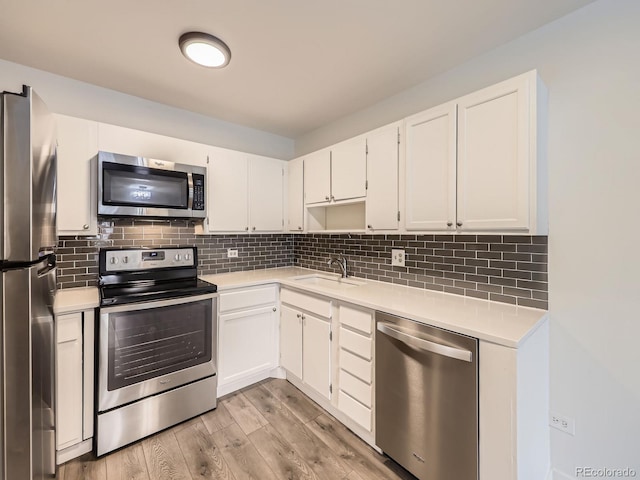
279;289;332;400
218;285;279;397
56;309;94;464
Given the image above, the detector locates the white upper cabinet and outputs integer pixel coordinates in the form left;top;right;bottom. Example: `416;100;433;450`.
404;103;457;231
55;114;98;235
365;123;400;231
248;155;284;232
287;158;304;232
331;136;367;202
304;138;367;205
207;149;249;232
404;70;547;234
97;123;208;166
304;149;331;204
206;149;284;233
457;72;539;232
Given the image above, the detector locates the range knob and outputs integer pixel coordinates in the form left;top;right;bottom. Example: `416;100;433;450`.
174;253;182;261
185;253;192;261
109;257;118;265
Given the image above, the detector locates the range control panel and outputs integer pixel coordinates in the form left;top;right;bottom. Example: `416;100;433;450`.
104;247;196;272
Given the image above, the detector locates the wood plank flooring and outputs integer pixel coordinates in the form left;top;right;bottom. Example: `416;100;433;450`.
58;378;415;480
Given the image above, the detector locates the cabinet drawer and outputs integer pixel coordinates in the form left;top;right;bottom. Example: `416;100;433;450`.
340;327;372;360
219;285;277;313
281;288;331;318
338;391;372;431
57;312;82;344
339;369;372;408
339;304;372;334
339;348;372;384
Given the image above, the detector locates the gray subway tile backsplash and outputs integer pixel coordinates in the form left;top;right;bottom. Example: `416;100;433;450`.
56;223;548;309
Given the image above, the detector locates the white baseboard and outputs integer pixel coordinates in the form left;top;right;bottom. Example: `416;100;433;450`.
550;468;575;480
217;366;284;397
57;439;92;464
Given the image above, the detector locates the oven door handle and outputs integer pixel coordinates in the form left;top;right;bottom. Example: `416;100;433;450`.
377;322;473;362
100;292;217;314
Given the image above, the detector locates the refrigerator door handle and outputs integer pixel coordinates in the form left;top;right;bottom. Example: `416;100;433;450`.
37;254;56;276
377;322;473;362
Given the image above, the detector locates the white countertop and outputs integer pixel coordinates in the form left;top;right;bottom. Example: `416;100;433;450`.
53;286;100;315
53;267;547;347
201;267;547;348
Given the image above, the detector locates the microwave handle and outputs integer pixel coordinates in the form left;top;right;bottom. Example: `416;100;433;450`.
187;172;194;210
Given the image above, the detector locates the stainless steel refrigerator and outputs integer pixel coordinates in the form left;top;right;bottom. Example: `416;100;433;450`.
1;86;57;479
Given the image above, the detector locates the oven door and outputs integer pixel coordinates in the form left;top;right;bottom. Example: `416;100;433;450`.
98;293;217;412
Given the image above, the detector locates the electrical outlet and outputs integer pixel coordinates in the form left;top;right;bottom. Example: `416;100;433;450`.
391;249;406;267
227;249;238;258
550;412;575;435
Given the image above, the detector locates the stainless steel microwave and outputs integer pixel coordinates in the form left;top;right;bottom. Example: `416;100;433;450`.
97;151;206;219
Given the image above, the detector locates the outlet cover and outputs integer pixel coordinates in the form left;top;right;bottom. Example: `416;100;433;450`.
227;249;238;258
391;249;406;267
550;412;575;435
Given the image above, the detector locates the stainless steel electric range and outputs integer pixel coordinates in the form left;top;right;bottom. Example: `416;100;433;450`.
95;246;218;456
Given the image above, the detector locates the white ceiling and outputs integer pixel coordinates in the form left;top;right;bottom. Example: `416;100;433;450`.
0;0;594;138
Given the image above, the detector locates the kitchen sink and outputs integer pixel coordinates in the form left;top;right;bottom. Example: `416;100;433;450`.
292;274;366;289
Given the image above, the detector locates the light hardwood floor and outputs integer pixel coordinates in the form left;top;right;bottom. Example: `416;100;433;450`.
58;378;416;480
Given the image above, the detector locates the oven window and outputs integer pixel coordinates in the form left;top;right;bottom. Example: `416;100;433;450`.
107;299;212;390
102;162;189;209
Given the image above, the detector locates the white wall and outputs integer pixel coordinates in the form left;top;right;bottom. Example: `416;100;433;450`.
296;0;640;477
0;58;294;160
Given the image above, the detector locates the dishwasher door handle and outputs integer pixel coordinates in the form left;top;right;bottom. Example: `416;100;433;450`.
377;322;473;362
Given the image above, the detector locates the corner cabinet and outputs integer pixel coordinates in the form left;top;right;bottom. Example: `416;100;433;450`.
55;115;98;236
217;285;280;397
404;70;547;234
205;150;285;233
55;309;95;464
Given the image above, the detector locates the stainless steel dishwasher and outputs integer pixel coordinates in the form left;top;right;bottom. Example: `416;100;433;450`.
375;312;479;480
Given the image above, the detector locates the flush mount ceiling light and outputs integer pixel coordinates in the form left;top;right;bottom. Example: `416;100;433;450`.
179;32;231;68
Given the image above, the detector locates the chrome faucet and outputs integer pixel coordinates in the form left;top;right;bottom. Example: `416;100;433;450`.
328;254;348;278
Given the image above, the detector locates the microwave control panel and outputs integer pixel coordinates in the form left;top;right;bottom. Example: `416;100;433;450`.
192;174;205;210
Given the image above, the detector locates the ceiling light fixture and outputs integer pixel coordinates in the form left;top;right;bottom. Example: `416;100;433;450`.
179;32;231;68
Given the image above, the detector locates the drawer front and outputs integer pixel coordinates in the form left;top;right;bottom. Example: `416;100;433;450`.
339;348;372;384
340;327;372;360
219;285;277;313
338;391;372;431
339;369;372;408
281;288;332;318
339;304;372;334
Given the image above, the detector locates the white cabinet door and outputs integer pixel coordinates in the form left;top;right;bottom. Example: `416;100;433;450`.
97;123;208;165
457;74;530;231
404;103;457;231
207;149;249;232
304;149;331;204
56;313;83;450
287;158;304;232
331;136;367;202
365;124;399;231
303;313;331;400
280;305;303;378
249;155;284;232
218;305;278;386
55;115;98;235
